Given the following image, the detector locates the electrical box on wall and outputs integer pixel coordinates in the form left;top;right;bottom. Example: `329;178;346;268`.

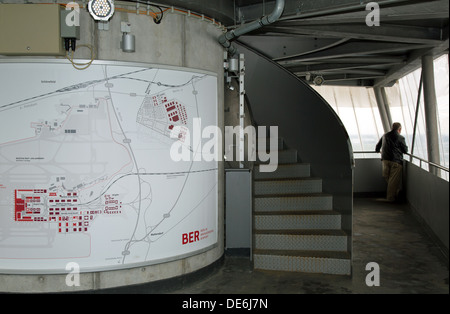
0;4;65;56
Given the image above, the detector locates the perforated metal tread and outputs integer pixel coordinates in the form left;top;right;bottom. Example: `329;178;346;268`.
254;230;348;251
253;250;352;275
254;193;333;212
254;211;342;230
254;229;348;236
254;192;332;198
254;210;341;216
253;249;351;259
254;177;321;182
251;140;351;275
254;163;310;180
254;178;322;195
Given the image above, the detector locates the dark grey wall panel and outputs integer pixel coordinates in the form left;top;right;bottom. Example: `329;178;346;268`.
225;169;252;250
405;163;449;250
354;159;387;194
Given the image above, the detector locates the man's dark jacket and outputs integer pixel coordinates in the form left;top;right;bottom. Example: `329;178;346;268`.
375;130;408;164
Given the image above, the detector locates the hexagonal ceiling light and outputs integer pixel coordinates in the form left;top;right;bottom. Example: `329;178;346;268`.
88;0;115;21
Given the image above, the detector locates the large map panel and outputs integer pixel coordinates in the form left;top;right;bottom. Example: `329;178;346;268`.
0;61;218;273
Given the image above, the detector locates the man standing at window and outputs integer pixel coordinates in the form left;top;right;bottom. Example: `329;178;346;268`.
375;122;409;202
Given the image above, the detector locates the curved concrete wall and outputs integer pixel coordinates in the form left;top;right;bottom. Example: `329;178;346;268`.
0;6;224;293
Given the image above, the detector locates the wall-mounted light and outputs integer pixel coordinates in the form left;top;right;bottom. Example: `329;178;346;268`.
88;0;115;21
120;21;135;53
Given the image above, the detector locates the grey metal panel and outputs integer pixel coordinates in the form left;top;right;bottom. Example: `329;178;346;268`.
354;159;387;194
405;162;449;250
254;178;322;195
255;233;348;251
225;169;252;249
254;213;342;230
253;253;351;275
254;194;333;212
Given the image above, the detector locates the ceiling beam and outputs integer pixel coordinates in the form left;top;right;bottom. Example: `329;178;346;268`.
238;36;349;60
374;39;449;87
321;79;377;86
236;0;421;24
293;56;407;65
277;41;430;65
261;24;444;45
275;0;449;25
303;73;385;83
291;63;390;76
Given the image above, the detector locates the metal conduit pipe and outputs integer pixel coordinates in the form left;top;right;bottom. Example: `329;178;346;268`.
277;0;413;22
219;0;285;56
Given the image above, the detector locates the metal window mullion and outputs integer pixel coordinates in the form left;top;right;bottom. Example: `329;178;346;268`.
411;71;423;157
349;87;364;153
368;88;381;159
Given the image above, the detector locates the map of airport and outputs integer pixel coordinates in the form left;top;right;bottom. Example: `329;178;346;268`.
0;61;218;273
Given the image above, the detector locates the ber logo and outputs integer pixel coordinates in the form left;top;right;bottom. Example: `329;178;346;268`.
182;230;200;245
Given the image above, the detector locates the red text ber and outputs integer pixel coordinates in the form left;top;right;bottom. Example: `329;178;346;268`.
182;230;199;245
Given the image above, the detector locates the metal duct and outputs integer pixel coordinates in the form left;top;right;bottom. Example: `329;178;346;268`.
219;0;285;56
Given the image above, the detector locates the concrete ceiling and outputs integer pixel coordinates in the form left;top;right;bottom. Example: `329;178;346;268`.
2;0;443;87
235;0;449;86
156;0;449;87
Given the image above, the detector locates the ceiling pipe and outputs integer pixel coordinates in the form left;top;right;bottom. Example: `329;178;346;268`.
278;0;415;22
219;0;285;56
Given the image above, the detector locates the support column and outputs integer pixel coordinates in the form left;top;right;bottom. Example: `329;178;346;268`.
374;86;391;133
421;54;441;176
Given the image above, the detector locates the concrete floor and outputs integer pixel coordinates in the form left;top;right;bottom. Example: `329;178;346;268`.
96;197;448;295
165;197;449;294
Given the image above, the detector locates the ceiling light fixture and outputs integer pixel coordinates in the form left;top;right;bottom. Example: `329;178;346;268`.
88;0;115;21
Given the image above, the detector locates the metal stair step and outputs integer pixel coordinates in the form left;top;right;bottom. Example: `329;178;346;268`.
254;211;342;230
254;178;322;195
254;229;347;235
254;193;333;212
254;229;348;251
253;249;351;275
254;163;310;180
251;152;351;275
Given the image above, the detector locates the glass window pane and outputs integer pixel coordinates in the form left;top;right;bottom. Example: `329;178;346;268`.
313;85;384;158
313;54;448;177
434;54;449;180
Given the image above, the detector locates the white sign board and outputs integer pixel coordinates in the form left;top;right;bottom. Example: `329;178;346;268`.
0;61;218;273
